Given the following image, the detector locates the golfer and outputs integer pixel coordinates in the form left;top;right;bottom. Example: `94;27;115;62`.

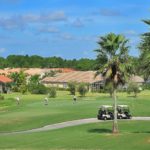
44;97;48;105
16;97;20;105
73;95;77;103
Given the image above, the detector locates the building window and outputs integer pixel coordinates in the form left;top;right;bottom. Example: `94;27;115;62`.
63;83;67;88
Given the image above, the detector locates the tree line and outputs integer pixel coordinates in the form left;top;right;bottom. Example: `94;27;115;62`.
0;55;96;71
0;54;139;72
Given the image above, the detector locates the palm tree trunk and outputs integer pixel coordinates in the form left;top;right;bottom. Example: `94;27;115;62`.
112;88;119;133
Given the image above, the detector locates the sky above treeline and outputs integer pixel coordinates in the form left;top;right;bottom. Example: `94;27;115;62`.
0;0;150;59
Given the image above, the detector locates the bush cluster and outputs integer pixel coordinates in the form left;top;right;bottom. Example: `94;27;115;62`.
127;82;140;97
68;82;88;97
28;84;48;94
48;87;57;98
78;83;88;97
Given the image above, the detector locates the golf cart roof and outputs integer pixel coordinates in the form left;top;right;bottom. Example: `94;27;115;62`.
100;105;113;109
117;105;128;108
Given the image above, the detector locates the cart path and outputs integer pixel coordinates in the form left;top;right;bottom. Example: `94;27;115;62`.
1;117;150;135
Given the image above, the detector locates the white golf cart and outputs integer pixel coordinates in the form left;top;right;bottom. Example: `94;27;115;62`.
97;105;114;120
117;105;132;119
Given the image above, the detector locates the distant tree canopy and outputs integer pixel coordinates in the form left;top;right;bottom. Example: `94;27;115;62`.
0;54;139;73
0;55;96;70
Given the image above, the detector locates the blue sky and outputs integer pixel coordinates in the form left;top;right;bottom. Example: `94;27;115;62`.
0;0;150;59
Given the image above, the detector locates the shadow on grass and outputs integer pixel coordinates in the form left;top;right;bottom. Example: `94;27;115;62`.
132;131;150;134
127;95;136;98
88;128;112;133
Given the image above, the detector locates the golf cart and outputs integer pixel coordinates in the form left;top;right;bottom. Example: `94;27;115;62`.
97;105;114;120
117;105;132;119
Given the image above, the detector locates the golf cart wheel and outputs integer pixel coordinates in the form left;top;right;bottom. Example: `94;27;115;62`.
103;117;107;121
118;116;122;119
97;115;102;120
97;117;101;120
128;115;132;119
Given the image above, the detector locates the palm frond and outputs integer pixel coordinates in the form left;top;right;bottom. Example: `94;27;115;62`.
143;19;150;25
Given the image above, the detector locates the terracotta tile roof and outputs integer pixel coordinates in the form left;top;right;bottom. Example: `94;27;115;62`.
0;68;75;76
0;75;12;83
24;68;43;76
42;71;103;84
4;68;25;74
0;68;27;75
24;68;75;76
44;68;75;73
0;69;7;75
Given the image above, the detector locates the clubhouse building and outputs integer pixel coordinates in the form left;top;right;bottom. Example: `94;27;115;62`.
42;71;104;91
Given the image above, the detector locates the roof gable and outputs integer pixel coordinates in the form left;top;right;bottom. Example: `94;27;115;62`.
42;71;103;84
0;75;12;83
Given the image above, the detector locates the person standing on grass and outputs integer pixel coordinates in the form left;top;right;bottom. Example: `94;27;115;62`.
73;95;77;103
16;97;20;105
44;97;48;105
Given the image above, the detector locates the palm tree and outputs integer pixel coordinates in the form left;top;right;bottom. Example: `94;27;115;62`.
139;20;150;81
95;33;132;133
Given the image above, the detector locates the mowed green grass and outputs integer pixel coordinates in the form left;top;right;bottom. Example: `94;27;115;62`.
0;91;150;150
0;90;150;132
0;121;149;150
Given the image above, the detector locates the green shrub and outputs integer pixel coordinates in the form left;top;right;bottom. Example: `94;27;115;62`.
127;82;140;97
68;82;77;95
99;88;107;93
78;83;88;97
48;87;57;98
29;84;48;94
11;84;19;92
20;84;28;94
57;87;68;91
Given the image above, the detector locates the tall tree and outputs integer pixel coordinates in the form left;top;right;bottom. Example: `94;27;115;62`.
9;71;27;92
95;33;132;133
139;20;150;80
0;55;96;70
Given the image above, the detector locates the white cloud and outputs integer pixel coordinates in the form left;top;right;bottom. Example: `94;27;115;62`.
22;11;67;23
78;35;98;42
0;15;26;30
93;9;123;17
38;26;60;34
60;33;75;40
123;30;139;37
0;11;67;30
72;18;84;28
0;48;6;53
